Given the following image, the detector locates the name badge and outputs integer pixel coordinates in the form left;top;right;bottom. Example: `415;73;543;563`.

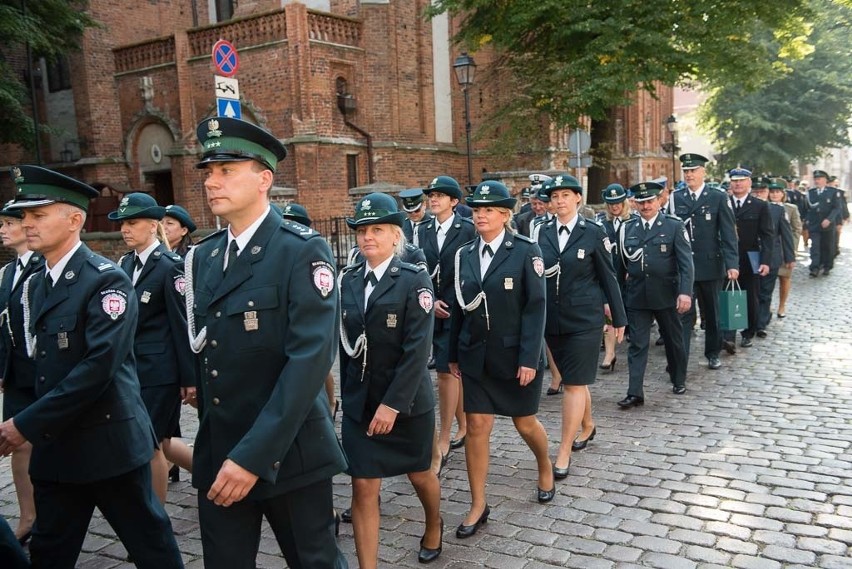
504;277;514;290
661;244;667;253
57;331;69;350
387;313;398;328
705;213;712;221
244;311;258;332
577;249;586;259
140;291;151;304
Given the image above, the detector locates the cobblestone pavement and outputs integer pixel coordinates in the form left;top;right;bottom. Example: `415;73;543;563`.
2;235;851;568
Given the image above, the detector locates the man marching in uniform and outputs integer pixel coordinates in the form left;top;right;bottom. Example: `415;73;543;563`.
617;182;694;407
187;117;347;568
670;153;738;369
400;188;432;247
806;170;844;276
0;166;183;568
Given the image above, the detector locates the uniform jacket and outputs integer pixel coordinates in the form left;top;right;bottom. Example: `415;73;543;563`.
119;244;194;388
188;209;346;499
448;233;546;379
513;210;535;237
402;213;433;244
416;214;476;330
766;203;795;270
617;215;695;310
537;216;627;335
339;256;435;424
805;186;843;230
671;186;739;281
730;194;775;274
14;244;156;483
595;212;636;266
0;252;44;389
782;202;803;245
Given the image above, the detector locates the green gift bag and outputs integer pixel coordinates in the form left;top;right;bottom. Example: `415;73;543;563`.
719;280;747;330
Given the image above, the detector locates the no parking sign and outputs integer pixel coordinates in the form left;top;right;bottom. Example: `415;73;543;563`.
212;39;239;77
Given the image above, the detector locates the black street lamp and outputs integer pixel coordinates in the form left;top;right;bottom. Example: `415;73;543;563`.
662;114;679;182
453;52;476;187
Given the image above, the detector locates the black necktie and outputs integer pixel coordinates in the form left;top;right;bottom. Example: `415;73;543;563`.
644;222;651;232
735;200;742;212
690;193;697;202
559;226;569;236
225;240;239;273
134;256;143;272
17;259;25;271
365;270;378;286
45;274;54;291
482;244;493;258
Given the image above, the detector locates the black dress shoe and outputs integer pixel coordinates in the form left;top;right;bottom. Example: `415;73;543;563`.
756;330;767;338
672;385;686;395
341;508;352;523
456;505;490;539
722;340;737;355
427;356;436;369
537;486;556;503
655;336;665;346
335;511;341;536
571;426;596;451
809;270;819;277
823;269;831;276
740;337;754;348
708;357;721;370
450;435;466;449
617;395;644;409
418;518;443;563
552;462;570;480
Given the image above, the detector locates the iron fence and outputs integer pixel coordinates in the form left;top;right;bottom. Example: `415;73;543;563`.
312;216;357;268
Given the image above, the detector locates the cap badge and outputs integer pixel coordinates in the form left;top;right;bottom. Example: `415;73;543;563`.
639;184;646;190
555;176;563;185
284;206;292;214
251;246;262;255
11;167;23;183
361;199;372;211
480;186;490;195
207;119;222;138
430;177;439;187
610;189;617;196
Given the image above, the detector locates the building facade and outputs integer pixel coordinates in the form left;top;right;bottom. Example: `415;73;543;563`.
1;0;676;233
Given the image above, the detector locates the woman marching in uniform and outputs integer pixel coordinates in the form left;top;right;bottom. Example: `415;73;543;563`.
109;193;196;504
449;181;554;539
537;175;626;477
0;200;44;544
339;193;443;566
161;204;196;257
596;184;632;369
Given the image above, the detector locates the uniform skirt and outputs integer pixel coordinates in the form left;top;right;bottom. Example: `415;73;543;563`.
2;384;37;419
547;327;604;386
141;384;181;441
462;366;543;417
343;408;434;478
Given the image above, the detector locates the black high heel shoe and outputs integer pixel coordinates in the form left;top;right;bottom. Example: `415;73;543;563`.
455;505;490;539
168;464;180;482
334;510;341;536
418;518;443;563
553;459;570;480
546;384;563;396
599;357;617;371
571;426;597;451
17;530;32;546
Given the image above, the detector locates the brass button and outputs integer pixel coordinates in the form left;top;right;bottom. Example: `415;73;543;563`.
210;340;218;348
248;300;255;307
212;397;220;405
210;370;218;378
215;311;222;318
272;461;281;469
105;414;111;420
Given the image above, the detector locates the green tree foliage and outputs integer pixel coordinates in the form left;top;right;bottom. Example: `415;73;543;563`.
0;1;96;148
428;0;813;135
702;0;852;174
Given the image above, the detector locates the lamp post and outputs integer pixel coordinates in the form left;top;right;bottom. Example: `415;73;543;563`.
662;114;679;183
453;52;476;187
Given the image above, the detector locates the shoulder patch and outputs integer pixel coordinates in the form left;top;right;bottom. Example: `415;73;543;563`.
281;219;317;239
310;260;335;298
417;288;434;313
100;289;128;320
173;274;186;296
532;256;545;277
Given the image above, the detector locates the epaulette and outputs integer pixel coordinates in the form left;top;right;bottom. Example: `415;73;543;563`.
195;228;227;245
664;213;683;220
459;216;474;225
543;218;556;227
340;260;364;275
165;251;182;261
513;233;536;244
88;256;117;272
623;216;641;225
585;217;603;227
404;243;419;253
462;237;479;252
280;219;318;239
399;261;422;273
